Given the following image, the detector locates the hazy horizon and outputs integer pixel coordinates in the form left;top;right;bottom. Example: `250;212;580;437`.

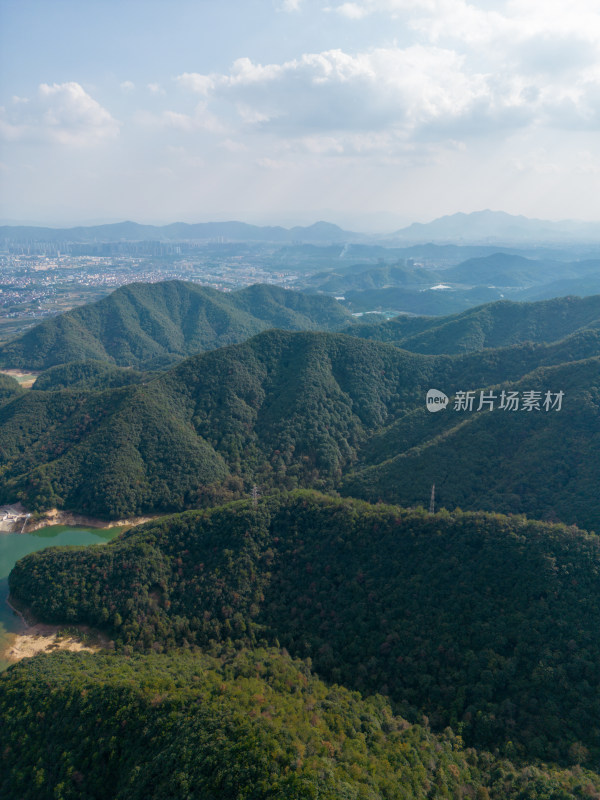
2;1;600;227
2;208;600;237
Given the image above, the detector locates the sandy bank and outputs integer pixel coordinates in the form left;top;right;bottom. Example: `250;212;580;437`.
26;508;156;532
0;369;39;388
0;503;156;533
2;598;110;664
3;624;108;662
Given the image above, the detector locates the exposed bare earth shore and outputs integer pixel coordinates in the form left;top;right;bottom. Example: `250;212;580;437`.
26;507;156;532
2;599;111;664
3;624;109;662
0;368;39;388
0;502;156;533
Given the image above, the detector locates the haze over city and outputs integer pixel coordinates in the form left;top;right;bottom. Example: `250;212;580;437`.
1;0;600;230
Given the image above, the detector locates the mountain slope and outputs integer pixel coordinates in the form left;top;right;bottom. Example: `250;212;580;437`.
349;294;600;354
441;253;600;287
343;355;600;529
3;646;596;799
0;331;432;517
515;270;600;301
343;285;502;316
9;491;600;768
0;328;598;526
0;281;353;370
307;263;438;293
31;361;149;391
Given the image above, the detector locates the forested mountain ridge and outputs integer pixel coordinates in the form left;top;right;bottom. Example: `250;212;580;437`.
9;491;600;769
0;280;353;370
0;329;598;525
3;280;599;375
3;647;597;800
441;253;600;286
348;294;600;354
308;254;600;295
31;360;149;391
345;354;600;528
306;262;438;293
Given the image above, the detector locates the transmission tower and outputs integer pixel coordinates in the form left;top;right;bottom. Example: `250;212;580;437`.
429;484;435;514
252;485;260;507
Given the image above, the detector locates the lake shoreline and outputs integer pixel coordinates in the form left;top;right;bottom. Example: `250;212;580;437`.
2;595;111;664
0;503;156;534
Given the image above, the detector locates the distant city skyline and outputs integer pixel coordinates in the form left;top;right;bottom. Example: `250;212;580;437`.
1;0;599;229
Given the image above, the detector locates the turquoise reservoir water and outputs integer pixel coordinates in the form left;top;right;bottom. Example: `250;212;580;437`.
0;526;122;670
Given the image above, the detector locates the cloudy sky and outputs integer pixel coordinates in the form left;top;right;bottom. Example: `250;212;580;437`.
1;0;599;229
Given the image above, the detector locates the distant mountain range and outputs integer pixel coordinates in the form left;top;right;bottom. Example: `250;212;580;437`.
391;210;600;244
0;220;360;244
308;251;600;315
3;210;600;245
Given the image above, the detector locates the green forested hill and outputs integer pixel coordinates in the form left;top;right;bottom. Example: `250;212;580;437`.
3;647;596;800
9;491;600;770
344;355;600;529
0;280;353;370
440;252;554;285
349;294;600;354
307;263;439;293
0;329;598;525
343;285;503;316
31;360;149;391
516;271;600;302
441;253;600;286
0;331;429;517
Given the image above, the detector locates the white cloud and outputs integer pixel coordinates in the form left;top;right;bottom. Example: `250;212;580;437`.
280;0;303;10
218;138;249;153
171;0;600;153
176;73;215;95
39;83;119;145
165;146;206;168
328;0;600;57
136;102;227;135
333;3;370;19
0;82;119;146
176;46;533;146
3;0;599;226
0;112;25;142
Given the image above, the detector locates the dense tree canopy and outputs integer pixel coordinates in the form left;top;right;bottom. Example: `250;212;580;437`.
0;280;353;370
10;491;600;768
0;328;598;526
349;294;600;354
3;647;598;800
3;287;600;796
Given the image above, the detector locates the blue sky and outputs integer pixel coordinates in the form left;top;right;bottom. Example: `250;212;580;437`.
1;0;599;229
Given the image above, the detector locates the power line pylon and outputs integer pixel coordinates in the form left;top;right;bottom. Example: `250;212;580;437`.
429;484;435;514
